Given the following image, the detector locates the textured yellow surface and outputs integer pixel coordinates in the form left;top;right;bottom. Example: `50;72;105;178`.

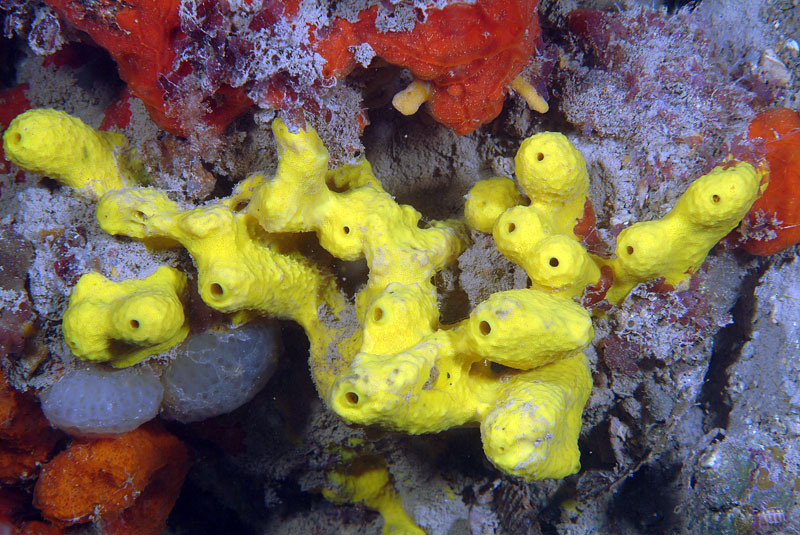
2;109;132;197
96;185;343;372
324;455;425;535
606;162;761;302
62;267;188;367
468;132;599;298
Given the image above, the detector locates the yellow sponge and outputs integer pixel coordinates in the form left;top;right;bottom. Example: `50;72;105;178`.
323;454;425;535
2;109;140;197
607;162;761;301
62;267;189;367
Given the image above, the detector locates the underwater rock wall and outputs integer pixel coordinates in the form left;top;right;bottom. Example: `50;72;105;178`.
1;0;799;534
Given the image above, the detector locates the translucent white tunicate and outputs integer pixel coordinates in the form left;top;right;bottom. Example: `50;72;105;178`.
40;364;163;436
160;322;280;423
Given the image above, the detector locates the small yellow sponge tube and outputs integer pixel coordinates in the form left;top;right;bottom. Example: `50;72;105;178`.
61;266;189;367
481;352;592;480
515;132;589;214
2;109;133;198
606;162;761;302
464;177;524;233
323;454;425;535
464;289;593;369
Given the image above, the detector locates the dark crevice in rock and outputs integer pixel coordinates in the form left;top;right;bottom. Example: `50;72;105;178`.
578;419;618;472
698;261;767;432
607;462;683;534
665;0;703;14
169;472;259;535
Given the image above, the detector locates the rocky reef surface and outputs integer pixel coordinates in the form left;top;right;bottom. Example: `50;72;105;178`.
1;0;799;534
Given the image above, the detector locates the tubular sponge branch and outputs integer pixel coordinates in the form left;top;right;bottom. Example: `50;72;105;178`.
466;134;763;304
2;109;143;198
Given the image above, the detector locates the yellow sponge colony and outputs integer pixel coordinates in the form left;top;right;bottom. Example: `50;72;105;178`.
61;267;189;367
238;123;591;480
95;183;344;373
11;106;761;484
2;109;137;198
459;133;761;477
467;132;600;299
467;135;762;305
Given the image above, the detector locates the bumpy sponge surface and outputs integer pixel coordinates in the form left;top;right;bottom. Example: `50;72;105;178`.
40;365;163;436
2;108;130;197
160;322;280;423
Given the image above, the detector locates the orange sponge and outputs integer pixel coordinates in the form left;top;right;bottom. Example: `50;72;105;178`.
0;371;62;483
34;422;190;533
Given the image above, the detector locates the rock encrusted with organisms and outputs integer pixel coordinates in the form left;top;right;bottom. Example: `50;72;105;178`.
35;0;546;138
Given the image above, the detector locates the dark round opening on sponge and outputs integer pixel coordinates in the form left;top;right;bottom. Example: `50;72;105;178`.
507;222;516;233
344;391;359;406
549;257;559;267
373;307;383;321
210;283;224;297
343;226;350;234
9;132;20;144
626;246;634;255
130;319;139;329
712;194;720;203
536;152;544;161
479;320;491;335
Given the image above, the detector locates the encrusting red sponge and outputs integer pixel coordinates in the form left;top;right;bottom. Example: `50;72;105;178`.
738;108;800;256
318;0;541;134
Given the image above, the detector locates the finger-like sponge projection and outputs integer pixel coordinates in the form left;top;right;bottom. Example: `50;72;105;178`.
2;108;143;198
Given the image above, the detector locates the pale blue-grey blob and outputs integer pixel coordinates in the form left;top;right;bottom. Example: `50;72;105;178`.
40;364;163;436
160;322;280;423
